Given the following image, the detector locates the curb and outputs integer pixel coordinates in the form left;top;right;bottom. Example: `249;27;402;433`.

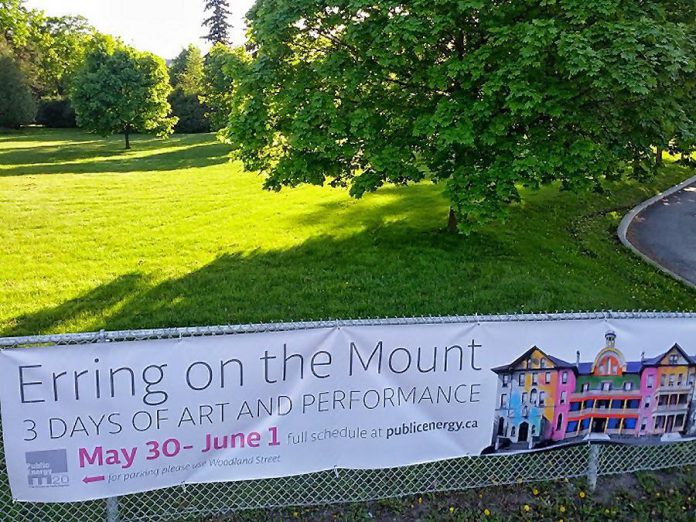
618;173;696;290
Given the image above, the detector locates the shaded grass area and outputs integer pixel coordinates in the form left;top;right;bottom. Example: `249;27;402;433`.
1;128;695;336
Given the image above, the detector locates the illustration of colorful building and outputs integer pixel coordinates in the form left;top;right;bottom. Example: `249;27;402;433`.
490;332;696;450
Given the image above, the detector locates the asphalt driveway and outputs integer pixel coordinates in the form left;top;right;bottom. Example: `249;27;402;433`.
626;179;696;287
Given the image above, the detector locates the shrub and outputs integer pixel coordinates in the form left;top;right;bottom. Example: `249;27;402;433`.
36;97;77;128
170;88;210;134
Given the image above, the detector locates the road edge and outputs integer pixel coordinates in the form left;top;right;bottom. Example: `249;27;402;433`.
618;172;696;290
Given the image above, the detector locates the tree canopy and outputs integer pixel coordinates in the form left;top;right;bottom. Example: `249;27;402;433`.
1;0;94;98
71;38;176;148
224;0;696;231
170;44;205;94
202;43;248;131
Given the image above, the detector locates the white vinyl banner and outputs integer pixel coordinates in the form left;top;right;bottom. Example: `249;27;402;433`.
1;317;696;502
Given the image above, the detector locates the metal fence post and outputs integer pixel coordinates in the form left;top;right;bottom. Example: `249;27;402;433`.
96;329;121;522
587;443;600;493
106;496;119;522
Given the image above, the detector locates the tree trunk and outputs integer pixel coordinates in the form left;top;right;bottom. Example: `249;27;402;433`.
124;128;131;150
447;207;458;233
656;147;663;167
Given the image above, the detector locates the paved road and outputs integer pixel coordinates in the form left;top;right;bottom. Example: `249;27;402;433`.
627;180;696;287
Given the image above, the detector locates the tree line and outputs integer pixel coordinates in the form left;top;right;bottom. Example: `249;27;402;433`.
0;0;241;147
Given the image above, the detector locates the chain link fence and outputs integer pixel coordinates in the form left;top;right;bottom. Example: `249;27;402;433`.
1;312;695;522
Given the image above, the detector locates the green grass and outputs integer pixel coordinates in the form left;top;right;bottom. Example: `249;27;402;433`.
0;128;694;337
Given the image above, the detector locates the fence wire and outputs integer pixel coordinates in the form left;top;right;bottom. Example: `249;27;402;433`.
1;312;695;522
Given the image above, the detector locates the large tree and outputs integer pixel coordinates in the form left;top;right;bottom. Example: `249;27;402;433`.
71;37;176;148
224;0;696;232
203;0;231;45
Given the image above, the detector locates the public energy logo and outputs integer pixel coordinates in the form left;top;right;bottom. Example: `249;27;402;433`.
25;450;69;488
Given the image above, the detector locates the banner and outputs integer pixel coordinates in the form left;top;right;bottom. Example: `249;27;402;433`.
1;317;695;502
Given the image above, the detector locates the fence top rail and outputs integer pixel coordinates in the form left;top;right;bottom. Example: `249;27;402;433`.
1;310;695;349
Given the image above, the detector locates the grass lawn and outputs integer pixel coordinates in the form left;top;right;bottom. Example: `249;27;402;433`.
1;128;695;337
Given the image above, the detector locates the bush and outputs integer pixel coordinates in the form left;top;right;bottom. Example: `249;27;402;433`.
0;55;36;128
36;97;77;128
170;88;210;134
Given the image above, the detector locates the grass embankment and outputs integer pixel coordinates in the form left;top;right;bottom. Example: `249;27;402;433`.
1;128;695;337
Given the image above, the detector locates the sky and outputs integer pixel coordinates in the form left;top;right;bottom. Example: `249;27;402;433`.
25;0;256;59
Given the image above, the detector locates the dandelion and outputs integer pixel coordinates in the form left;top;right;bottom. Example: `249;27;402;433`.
578;491;586;499
484;508;491;516
292;512;299;519
418;497;423;505
559;505;566;513
532;487;539;496
523;504;531;512
449;506;455;513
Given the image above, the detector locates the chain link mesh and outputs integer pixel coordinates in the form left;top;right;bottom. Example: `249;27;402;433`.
1;312;695;521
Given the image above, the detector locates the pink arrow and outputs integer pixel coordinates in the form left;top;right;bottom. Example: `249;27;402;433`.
83;475;105;484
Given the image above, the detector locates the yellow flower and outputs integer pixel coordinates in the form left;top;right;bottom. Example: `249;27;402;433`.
559;505;566;513
418;497;423;505
449;506;454;513
523;504;531;512
579;491;586;499
484;508;491;516
292;512;299;519
532;487;539;496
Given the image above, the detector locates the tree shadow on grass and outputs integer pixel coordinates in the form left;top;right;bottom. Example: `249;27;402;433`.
288;183;459;232
5;163;695;337
2;273;150;337
2;228;521;337
0;134;163;162
0;140;231;176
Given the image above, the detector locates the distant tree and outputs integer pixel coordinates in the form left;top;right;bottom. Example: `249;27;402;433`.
225;0;696;232
0;0;31;48
1;1;95;98
169;44;209;133
40;15;94;96
170;44;205;93
71;38;176;149
202;43;248;131
0;54;35;128
202;0;231;45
